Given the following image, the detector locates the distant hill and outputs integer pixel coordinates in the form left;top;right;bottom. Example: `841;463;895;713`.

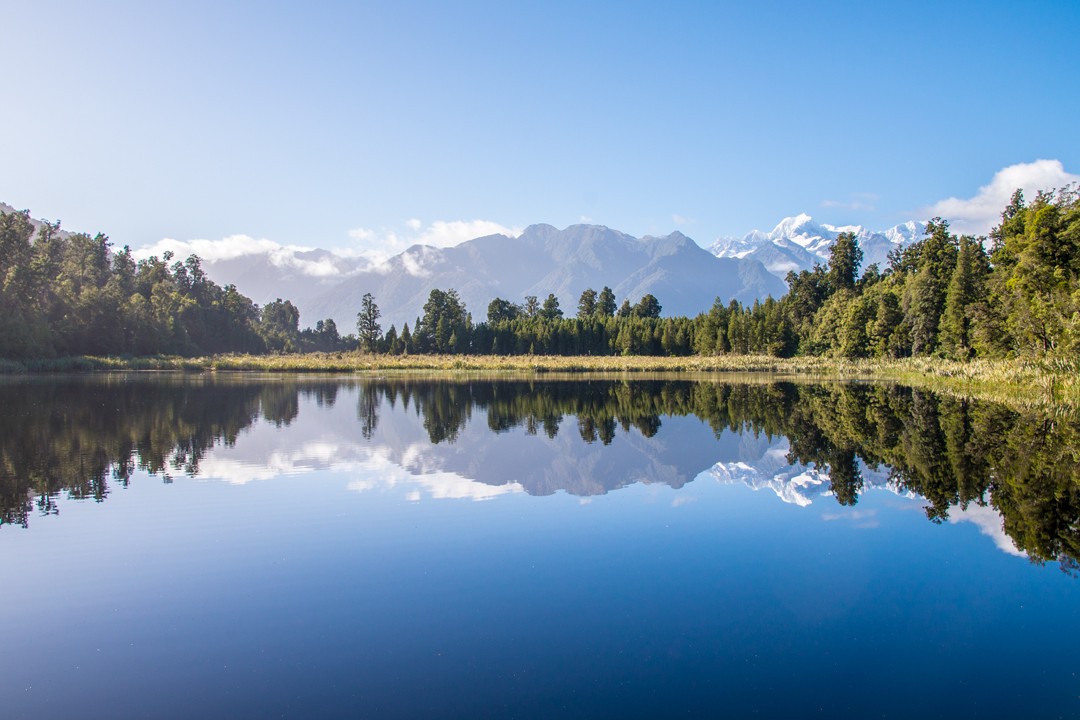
710;213;928;278
199;223;786;331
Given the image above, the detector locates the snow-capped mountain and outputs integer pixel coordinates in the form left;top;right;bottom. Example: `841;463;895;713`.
288;224;786;331
710;214;928;279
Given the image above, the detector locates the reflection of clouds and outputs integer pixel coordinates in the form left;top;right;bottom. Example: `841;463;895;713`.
195;435;525;502
671;495;697;508
821;509;880;529
949;504;1026;558
346;447;524;501
197;441;368;485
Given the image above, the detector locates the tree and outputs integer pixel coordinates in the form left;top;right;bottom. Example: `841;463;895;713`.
940;235;990;359
596;286;617;317
541;293;563;321
259;299;301;352
487;298;519;324
384;324;400;354
577;288;597;319
417;288;467;353
357;292;382;352
828;231;863;294
904;218;958;355
632;294;662;319
523;295;540;319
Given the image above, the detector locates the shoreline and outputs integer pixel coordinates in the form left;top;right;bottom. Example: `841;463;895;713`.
2;353;1077;411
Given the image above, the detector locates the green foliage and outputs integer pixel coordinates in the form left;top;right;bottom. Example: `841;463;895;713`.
0;208;269;358
827;231;863;293
357;292;382;352
596;286;617;317
576;288;597;319
7;186;1079;364
259;299;300;352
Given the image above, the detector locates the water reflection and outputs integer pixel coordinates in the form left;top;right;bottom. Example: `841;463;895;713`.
1;375;1078;568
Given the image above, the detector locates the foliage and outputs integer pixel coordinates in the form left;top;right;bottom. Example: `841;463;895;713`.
5;186;1079;364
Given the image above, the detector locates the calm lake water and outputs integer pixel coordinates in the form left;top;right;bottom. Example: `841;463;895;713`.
2;374;1078;718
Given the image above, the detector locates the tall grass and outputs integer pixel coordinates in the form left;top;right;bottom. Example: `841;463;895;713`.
1;352;1077;411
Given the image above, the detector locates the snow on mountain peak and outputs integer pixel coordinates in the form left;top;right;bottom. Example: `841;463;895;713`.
711;214;929;279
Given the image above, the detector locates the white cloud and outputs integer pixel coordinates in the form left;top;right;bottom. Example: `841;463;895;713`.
133;218;522;280
948;503;1026;558
821;193;878;212
672;214;694;226
924;159;1080;235
345;218;522;266
134;235;353;278
821;508;879;527
135;234;294;263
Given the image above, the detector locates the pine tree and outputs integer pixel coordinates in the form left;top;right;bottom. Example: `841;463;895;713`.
357;292;382;352
940;235;989;359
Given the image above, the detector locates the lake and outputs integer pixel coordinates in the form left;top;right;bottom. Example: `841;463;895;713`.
1;374;1078;718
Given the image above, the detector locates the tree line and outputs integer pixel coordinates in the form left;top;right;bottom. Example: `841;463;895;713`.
3;186;1076;360
358;187;1078;360
0;212;356;358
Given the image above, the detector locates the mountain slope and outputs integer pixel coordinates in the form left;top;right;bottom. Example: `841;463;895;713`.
711;214;928;278
301;224;785;331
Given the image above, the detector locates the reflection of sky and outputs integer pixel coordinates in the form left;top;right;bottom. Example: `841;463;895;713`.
173;385;1028;558
1;385;1075;719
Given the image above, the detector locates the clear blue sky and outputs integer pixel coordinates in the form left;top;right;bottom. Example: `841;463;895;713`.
2;0;1078;253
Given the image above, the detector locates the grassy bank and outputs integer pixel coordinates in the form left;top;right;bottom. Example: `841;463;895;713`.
2;353;1077;411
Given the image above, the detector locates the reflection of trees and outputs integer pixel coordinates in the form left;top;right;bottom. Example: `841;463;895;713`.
4;375;1079;569
0;377;265;528
354;378;1080;566
357;386;378;440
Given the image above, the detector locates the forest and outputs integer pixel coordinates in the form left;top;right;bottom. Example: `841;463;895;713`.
1;187;1077;360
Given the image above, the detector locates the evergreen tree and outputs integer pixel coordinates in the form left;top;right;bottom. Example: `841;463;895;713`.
596;286;617;317
541;293;563;320
940;235;990;359
904;219;958;355
357;292;382;352
828;231;863;293
577;288;597;319
632;294;662;319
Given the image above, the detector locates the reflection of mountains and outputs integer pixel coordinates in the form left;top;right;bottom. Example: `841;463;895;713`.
374;401;726;497
2;376;1079;569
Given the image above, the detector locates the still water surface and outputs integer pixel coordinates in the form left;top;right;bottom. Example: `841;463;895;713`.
1;375;1078;718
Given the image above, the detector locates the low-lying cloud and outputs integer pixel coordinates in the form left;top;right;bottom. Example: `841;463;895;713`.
347;218;522;265
924;159;1079;236
134;218;522;280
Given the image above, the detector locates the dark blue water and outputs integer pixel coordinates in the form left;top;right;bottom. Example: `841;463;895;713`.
1;376;1077;718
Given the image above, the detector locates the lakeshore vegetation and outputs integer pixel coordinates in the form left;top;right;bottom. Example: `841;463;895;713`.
1;187;1077;379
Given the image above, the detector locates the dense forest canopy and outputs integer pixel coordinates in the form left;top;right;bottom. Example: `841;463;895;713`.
2;186;1077;360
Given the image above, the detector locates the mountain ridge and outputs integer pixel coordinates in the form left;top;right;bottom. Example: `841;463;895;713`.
710;214;928;278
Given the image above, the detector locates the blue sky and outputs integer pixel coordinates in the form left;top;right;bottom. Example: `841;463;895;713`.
2;0;1078;258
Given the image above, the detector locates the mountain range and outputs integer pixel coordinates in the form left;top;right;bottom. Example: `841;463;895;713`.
2;201;930;331
196;223;790;331
710;214;928;279
197;216;930;332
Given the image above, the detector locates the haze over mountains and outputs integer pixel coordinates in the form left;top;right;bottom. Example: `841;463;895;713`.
186;223;790;331
189;217;928;331
2;200;930;331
